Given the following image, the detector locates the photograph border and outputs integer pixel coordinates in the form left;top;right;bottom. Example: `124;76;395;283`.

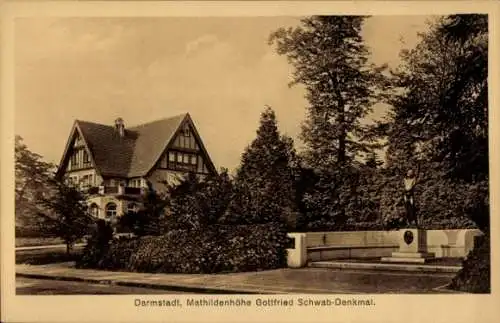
2;1;500;323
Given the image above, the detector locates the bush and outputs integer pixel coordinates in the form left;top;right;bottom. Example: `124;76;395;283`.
450;233;490;293
76;220;114;269
98;237;140;270
78;222;288;274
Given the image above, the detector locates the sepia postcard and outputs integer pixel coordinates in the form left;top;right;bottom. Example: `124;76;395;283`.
1;1;499;323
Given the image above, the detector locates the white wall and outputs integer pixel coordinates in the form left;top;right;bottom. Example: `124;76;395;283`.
297;229;483;263
147;169;184;192
87;195;125;219
147;169;207;192
65;169;102;186
306;231;400;247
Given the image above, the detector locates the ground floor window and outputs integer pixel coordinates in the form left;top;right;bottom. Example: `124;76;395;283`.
89;203;99;218
105;202;117;219
127;202;138;214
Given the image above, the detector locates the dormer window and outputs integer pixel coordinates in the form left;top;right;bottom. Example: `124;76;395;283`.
183;125;190;137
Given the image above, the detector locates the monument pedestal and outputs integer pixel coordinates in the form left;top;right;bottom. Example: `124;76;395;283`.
381;229;434;264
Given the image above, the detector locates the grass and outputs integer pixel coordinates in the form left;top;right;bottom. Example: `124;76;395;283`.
16;248;83;265
15;237;63;247
16;237;86;248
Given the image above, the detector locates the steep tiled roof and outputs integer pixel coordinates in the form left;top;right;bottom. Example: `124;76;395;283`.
127;114;186;177
75;114;186;177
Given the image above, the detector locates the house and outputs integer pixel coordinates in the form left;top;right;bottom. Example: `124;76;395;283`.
55;113;217;221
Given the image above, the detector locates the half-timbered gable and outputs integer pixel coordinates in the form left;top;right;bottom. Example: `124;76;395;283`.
155;117;215;175
57;122;101;189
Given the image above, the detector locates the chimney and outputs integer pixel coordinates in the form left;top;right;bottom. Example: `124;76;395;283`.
114;117;125;137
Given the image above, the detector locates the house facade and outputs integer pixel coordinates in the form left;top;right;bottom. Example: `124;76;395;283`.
56;113;217;221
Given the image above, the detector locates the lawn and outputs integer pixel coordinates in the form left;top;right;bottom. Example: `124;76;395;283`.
16;247;83;265
15;237;64;247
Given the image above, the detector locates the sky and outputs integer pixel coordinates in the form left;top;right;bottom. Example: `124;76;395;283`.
14;16;432;172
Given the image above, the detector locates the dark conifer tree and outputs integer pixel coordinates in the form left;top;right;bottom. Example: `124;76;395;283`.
226;106;296;225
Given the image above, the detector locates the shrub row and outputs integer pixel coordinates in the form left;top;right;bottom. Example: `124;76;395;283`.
78;222;288;274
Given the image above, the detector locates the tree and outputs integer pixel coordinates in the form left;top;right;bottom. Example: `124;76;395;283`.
388;15;487;181
162;169;233;230
15;135;55;231
76;219;114;269
378;15;488;230
225;106;296;225
164;172;205;231
269;16;387;229
197;168;233;226
270;16;387;168
120;180;170;236
37;177;95;254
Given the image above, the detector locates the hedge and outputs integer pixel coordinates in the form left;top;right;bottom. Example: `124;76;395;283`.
450;233;490;293
78;222;288;274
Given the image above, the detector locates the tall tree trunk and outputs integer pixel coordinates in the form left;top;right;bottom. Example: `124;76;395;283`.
338;125;346;164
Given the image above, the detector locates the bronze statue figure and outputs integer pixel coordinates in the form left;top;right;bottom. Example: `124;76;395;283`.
403;167;419;227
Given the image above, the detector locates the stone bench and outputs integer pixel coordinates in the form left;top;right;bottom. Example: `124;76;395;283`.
307;244;399;262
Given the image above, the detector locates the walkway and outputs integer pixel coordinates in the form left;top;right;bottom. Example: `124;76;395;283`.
16;262;461;294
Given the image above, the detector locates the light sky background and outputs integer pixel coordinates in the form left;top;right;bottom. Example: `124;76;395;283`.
15;16;434;172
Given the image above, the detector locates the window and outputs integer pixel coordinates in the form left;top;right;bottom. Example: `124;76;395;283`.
70;153;77;169
83;150;90;164
90;203;99;218
168;151;176;161
74;151;80;167
81;175;89;188
167;151;198;172
127;203;138;214
69;176;78;186
129;179;141;188
105;203;117;219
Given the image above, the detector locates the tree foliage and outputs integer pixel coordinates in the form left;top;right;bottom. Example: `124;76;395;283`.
269;16;387;230
15;135;55;229
269;16;387;168
119;180;170;236
225;107;296;225
162;169;233;230
378;15;488;230
384;15;487;181
37;177;95;254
